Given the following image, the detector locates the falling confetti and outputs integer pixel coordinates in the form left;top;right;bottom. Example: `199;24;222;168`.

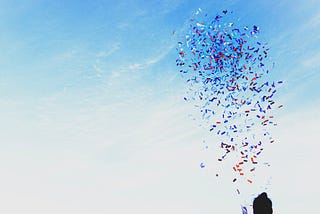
176;10;283;186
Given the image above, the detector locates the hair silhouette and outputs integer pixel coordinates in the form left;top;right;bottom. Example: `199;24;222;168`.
253;192;273;214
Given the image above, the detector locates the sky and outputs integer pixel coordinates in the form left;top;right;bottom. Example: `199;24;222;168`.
0;0;319;213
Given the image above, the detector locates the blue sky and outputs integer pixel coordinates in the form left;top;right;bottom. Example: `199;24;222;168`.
0;0;319;213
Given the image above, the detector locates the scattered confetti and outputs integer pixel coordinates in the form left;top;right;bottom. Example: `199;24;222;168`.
176;10;283;185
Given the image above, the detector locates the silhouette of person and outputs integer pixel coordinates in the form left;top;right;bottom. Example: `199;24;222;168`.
253;192;273;214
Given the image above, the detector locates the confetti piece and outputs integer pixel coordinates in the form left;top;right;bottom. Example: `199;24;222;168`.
241;206;248;214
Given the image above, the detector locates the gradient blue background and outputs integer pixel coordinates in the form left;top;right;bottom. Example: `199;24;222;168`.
0;0;319;213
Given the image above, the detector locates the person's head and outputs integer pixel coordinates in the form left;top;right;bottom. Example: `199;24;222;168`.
253;192;273;214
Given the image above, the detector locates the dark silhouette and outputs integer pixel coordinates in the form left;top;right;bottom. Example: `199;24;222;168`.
253;192;273;214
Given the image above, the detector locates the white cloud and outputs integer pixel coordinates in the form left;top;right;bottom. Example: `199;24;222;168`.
302;51;320;68
158;0;183;15
306;12;320;28
127;63;143;70
146;44;175;66
96;42;121;58
109;44;174;80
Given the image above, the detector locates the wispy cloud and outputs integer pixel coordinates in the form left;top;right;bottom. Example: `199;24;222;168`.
305;12;320;28
146;44;175;66
110;44;175;78
96;42;121;58
158;0;183;15
302;52;320;69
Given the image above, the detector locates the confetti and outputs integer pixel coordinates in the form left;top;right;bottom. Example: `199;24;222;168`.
176;9;283;185
241;206;248;214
